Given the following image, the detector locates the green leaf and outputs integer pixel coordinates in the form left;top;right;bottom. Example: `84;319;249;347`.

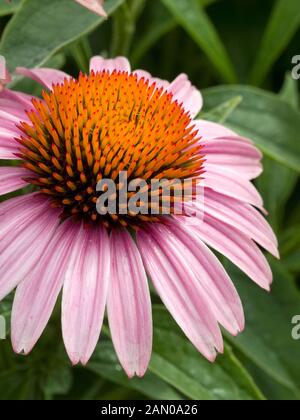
256;76;299;232
203;85;300;172
43;361;72;400
236;354;300;400
131;0;219;66
149;306;264;400
88;341;183;400
256;156;298;232
225;261;300;395
280;73;299;108
160;0;237;83
280;224;300;257
0;0;21;16
0;0;124;72
250;0;300;85
200;95;242;123
282;250;300;274
0;324;73;400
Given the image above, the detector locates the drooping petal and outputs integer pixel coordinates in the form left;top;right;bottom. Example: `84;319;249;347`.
62;224;110;365
0;166;29;196
0;194;60;301
203;136;263;179
75;0;107;17
167;222;245;335
200;189;278;257
16;67;71;91
0;91;37;160
137;225;223;361
184;214;273;290
0;146;16;160
0;128;20;159
0;192;41;237
0;89;35;110
107;229;152;378
11;219;79;355
168;74;203;118
202;163;265;210
0;108;29;125
0;99;31;121
90;56;131;74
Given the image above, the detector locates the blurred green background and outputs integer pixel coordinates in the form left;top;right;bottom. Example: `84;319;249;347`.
0;0;300;400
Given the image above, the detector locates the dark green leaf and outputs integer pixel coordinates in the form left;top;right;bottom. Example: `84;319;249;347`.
149;306;264;400
0;0;124;71
88;341;182;400
225;261;300;395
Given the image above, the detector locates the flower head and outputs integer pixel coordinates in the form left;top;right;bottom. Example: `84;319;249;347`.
0;56;278;377
18;71;203;228
75;0;107;17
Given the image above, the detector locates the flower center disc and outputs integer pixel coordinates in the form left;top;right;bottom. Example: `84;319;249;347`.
18;71;203;228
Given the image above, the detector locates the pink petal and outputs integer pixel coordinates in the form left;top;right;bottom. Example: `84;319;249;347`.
137;225;223;362
195;119;240;140
90;56;131;74
133;70;169;90
0;146;16;159
62;224;110;365
168;223;245;335
0;117;21;132
201;189;279;258
0;121;24;158
0;128;20;159
107;229;152;378
0;89;35;110
0;194;60;301
0;193;50;250
11;219;79;355
185;214;273;290
0;166;29;195
168;74;203;118
0;108;28;125
16;67;71;91
0;98;30;121
0;87;35;124
75;0;107;17
134;71;202;116
202;163;265;210
203;136;263;179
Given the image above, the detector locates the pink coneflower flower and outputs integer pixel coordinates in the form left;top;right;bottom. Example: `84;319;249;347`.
0;55;11;92
0;56;278;377
74;0;107;17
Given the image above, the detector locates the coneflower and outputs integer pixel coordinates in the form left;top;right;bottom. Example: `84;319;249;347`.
0;56;278;377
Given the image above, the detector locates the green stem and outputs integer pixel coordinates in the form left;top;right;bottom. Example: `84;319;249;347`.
69;37;92;74
111;0;146;57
